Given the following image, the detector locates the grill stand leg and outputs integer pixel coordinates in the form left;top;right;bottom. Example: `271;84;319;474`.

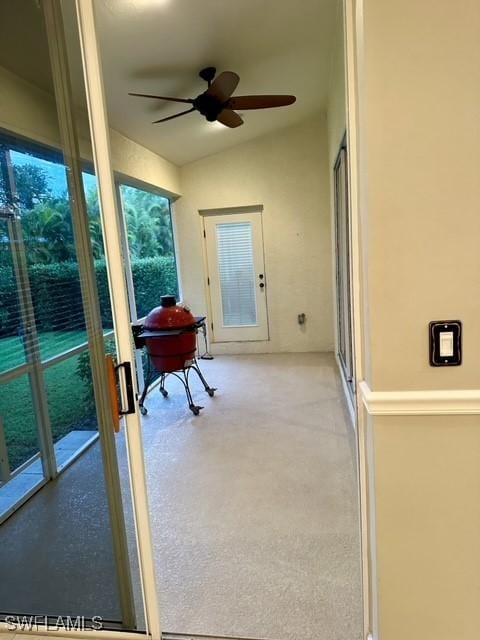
139;357;156;415
165;368;203;415
159;373;168;398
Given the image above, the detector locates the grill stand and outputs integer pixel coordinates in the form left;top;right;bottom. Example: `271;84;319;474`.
133;317;217;416
139;357;216;416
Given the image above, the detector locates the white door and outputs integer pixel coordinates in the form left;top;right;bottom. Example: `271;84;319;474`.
204;211;269;342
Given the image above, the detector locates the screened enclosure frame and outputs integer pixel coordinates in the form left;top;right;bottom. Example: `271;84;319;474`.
113;175;179;391
0;134;114;523
114;172;179;324
0;133;180;521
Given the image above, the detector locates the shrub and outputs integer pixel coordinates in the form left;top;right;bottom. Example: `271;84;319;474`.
131;255;179;318
0;255;178;337
76;338;117;409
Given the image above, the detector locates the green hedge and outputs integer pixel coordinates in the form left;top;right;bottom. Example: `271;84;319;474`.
0;256;178;337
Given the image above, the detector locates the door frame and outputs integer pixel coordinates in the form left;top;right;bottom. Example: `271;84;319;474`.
199;205;269;346
344;0;377;638
333;135;356;403
201;208;269;344
74;1;161;638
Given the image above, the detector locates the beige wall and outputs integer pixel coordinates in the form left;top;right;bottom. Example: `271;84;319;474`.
374;414;480;639
352;1;480;638
361;1;480;392
0;64;181;195
326;0;347;364
174;113;334;354
327;0;346;170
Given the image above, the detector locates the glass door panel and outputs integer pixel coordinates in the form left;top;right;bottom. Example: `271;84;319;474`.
43;354;98;467
0;374;41;474
0;0;143;631
334;140;355;396
0;219;26;373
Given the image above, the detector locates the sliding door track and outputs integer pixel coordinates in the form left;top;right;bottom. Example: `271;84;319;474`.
163;632;279;640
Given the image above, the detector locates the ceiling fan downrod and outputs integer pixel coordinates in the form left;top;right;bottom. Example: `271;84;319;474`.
198;66;216;87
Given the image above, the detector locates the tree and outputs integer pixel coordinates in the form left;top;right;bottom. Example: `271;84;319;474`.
120;185;174;258
85;185;104;259
21;197;75;264
13;164;52;210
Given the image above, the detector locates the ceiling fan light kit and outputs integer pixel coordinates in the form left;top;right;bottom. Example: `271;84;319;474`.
129;67;296;128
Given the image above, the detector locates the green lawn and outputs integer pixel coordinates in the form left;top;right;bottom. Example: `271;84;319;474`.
0;330;96;472
0;329;88;374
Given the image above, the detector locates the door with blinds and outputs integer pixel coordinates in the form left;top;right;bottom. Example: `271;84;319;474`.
203;211;269;342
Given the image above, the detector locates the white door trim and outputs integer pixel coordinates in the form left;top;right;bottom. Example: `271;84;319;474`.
344;0;376;639
75;2;161;638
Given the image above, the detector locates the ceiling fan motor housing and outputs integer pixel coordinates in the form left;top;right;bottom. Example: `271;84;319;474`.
193;93;225;121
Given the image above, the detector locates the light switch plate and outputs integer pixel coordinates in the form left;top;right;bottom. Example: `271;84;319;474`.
429;320;462;366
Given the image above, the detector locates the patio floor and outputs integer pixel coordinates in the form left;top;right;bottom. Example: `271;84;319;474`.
0;353;362;640
0;430;97;523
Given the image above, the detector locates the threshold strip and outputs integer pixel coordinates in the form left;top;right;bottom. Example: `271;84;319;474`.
163;632;279;640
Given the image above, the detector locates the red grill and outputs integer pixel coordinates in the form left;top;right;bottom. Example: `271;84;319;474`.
133;296;216;415
143;296;197;372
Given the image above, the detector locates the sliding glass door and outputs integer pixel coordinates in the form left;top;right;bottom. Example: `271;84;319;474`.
334;137;355;397
0;0;146;631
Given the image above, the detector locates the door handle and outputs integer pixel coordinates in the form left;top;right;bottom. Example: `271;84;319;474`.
106;356;136;433
106;355;121;433
259;282;265;289
116;361;136;416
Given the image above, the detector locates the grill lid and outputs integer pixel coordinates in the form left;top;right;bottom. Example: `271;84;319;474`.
144;297;196;331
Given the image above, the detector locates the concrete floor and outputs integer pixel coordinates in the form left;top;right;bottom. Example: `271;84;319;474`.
0;352;362;640
0;443;122;621
140;353;363;640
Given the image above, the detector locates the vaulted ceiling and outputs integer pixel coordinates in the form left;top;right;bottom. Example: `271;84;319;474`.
95;0;338;165
0;0;339;167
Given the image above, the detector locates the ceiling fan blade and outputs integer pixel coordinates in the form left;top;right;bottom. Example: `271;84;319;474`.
216;109;243;128
129;92;193;104
229;95;296;110
153;107;196;124
206;71;240;102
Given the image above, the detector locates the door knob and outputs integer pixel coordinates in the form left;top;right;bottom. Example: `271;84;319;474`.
259;282;265;289
259;274;264;279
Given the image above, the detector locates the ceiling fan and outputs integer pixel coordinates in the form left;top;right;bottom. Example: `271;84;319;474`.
129;66;296;128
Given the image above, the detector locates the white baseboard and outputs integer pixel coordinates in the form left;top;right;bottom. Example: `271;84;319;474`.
359;381;480;415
